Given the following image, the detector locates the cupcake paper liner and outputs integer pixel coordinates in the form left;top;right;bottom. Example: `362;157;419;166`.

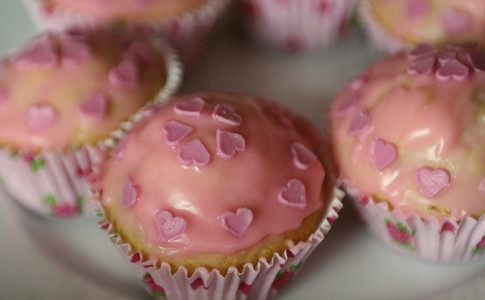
358;0;408;53
21;0;230;65
241;0;356;52
95;187;344;299
0;33;183;219
344;182;485;263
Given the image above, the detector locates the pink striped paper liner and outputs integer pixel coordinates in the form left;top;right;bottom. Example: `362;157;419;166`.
21;0;230;66
241;0;356;52
344;181;485;263
95;187;344;299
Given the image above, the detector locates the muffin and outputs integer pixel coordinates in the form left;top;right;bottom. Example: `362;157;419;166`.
241;0;356;52
22;0;230;65
331;43;485;262
0;29;181;218
95;92;343;298
360;0;485;53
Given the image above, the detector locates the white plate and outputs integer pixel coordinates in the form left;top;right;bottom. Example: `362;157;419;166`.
1;1;485;299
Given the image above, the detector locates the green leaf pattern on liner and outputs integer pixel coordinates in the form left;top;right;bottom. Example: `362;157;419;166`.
76;196;84;214
30;158;45;172
42;194;57;206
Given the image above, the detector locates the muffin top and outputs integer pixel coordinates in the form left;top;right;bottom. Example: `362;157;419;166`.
331;44;485;221
368;0;485;47
99;93;326;258
0;29;168;151
43;0;209;22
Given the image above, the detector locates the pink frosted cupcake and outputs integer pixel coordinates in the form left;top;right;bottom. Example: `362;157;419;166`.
94;92;343;298
241;0;356;52
331;43;485;262
0;29;181;218
360;0;485;53
22;0;229;65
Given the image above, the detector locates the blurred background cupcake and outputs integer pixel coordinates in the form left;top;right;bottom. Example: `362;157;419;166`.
95;92;343;299
360;0;485;53
22;0;230;65
240;0;357;52
330;43;485;262
0;28;181;218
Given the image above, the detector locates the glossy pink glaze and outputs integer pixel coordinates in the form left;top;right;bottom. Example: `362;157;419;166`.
0;30;167;150
101;93;325;256
331;49;485;221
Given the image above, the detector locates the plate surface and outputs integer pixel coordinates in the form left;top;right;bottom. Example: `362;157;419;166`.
1;1;485;299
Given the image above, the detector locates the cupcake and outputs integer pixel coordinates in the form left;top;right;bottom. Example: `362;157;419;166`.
95;92;343;298
360;0;485;53
241;0;356;52
331;43;485;262
0;29;181;218
22;0;230;65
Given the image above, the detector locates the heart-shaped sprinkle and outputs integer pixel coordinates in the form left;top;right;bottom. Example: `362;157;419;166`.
348;111;371;134
61;39;90;66
406;0;430;18
173;97;205;116
290;142;317;170
178;138;211;167
155;211;187;241
122;177;139;208
222;207;253;237
408;56;435;75
408;43;436;60
437;50;456;65
26;104;56;132
162;120;193;146
468;50;485;72
436;59;469;81
369;138;398;170
479;178;485;193
111;136;129;160
336;93;357;116
126;41;155;65
16;37;58;67
442;9;472;36
278;178;307;209
416;167;450;198
212;104;242;126
79;92;109;119
109;59;140;88
216;129;246;159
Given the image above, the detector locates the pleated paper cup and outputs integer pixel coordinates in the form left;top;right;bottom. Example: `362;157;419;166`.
21;0;230;65
344;181;485;263
241;0;356;52
0;33;182;219
94;187;344;299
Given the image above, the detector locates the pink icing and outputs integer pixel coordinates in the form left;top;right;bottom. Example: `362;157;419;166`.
290;142;317;170
442;9;472;36
331;51;485;221
0;87;7;105
26;104;57;133
100;93;325;256
212;103;243;126
162;120;193;146
177;138;211;167
480;178;485;193
216;129;246;159
406;0;430;18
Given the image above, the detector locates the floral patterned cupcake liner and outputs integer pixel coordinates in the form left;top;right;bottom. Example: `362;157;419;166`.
241;0;356;52
344;181;485;263
0;34;182;219
21;0;230;65
94;187;344;299
358;0;408;53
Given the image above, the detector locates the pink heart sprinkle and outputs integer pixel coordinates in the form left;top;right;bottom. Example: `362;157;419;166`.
178;138;211;167
336;93;358;116
436;59;469;81
468;50;485;72
162;120;193;146
216;129;246;159
212;104;242;126
406;0;430;18
408;43;436;60
26;104;56;132
111;136;129;160
126;41;155;65
348;111;371;134
109;59;140;88
155;211;187;241
278;178;307;209
416;167;450;198
173;97;205;116
407;56;435;75
222;207;253;237
122;177;139;209
16;36;58;67
61;39;90;66
437;50;456;65
442;9;472;36
369;138;398;170
290;142;317;170
479;178;485;194
79;92;109;119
